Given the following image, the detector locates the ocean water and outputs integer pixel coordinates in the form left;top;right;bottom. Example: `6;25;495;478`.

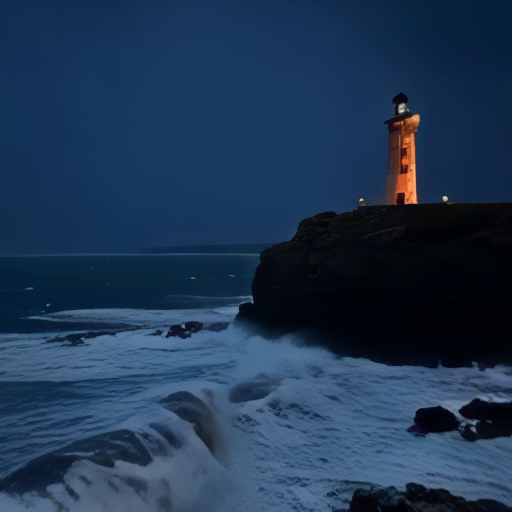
0;255;511;511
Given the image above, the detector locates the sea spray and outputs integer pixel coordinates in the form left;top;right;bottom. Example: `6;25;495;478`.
1;308;512;511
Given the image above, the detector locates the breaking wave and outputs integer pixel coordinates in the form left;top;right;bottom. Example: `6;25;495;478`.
1;307;512;511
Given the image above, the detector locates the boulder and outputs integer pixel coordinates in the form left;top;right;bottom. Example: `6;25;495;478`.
166;325;185;338
184;321;203;333
476;420;512;440
461;424;478;442
459;399;512;423
409;406;459;434
344;482;512;512
239;203;512;367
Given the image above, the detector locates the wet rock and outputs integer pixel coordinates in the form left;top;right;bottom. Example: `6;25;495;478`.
177;331;192;339
149;329;164;336
236;301;256;321
166;325;185;338
461;424;478;442
344;482;512;512
184;321;203;333
459;398;512;423
476;420;512;440
0;430;151;497
351;485;407;512
159;391;217;454
410;406;459;434
458;398;512;441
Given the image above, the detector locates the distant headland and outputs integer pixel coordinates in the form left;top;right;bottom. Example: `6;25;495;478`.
139;243;275;255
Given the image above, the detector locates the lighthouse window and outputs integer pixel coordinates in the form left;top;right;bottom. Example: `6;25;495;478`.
401;148;408;158
398;103;406;114
401;165;409;174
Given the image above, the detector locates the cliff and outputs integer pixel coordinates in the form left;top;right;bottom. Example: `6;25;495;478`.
237;203;512;367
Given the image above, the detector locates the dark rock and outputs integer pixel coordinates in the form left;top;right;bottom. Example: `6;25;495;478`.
159;391;217;454
149;329;164;336
204;322;230;332
411;406;459;434
0;430;151;497
184;321;203;333
459;398;512;423
476;420;512;440
351;486;407;512
345;482;512;512
406;424;421;435
166;324;185;338
350;488;380;512
236;301;256;320
177;331;192;339
461;424;478;442
240;203;512;367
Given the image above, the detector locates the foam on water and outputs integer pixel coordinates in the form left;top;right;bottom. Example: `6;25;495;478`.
1;307;512;511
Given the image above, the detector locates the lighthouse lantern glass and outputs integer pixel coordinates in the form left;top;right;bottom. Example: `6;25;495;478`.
398;103;406;114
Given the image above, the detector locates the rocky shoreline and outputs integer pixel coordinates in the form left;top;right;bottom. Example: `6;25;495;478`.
236;203;512;368
328;481;512;512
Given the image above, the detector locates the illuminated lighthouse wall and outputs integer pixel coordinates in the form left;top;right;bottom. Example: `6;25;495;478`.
385;93;420;205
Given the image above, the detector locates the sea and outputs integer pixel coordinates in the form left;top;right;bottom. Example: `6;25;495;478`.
0;252;511;512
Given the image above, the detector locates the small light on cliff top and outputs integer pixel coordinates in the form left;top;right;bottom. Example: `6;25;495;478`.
358;198;366;207
442;196;449;203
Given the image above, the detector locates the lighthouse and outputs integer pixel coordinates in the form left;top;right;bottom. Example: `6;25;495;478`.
384;93;420;205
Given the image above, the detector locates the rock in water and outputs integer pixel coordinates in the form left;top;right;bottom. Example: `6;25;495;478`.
461;424;478;442
184;321;203;333
458;398;512;440
346;482;512;512
459;398;512;423
410;406;459;434
166;324;185;338
239;204;512;367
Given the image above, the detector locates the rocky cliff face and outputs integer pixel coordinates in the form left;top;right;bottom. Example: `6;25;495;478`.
238;203;512;367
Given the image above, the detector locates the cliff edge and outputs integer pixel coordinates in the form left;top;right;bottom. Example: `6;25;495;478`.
237;203;512;367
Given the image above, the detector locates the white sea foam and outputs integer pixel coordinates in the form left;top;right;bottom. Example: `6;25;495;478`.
27;306;239;327
1;308;512;511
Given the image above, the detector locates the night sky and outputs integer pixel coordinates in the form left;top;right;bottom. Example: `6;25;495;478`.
1;0;511;255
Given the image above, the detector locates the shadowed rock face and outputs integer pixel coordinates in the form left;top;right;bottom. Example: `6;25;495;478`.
238;203;512;367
